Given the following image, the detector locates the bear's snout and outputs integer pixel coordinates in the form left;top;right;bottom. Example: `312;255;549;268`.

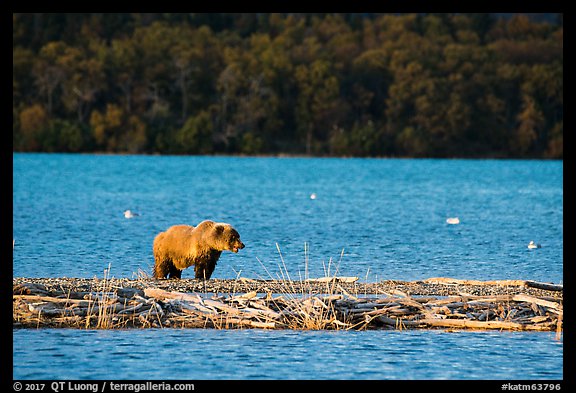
232;241;245;253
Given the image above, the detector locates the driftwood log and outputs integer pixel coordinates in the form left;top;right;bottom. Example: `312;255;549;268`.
13;277;563;333
423;277;563;292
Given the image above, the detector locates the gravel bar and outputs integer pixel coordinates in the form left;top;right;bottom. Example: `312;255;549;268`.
12;277;563;299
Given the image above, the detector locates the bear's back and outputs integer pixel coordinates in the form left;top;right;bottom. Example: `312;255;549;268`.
165;224;195;236
154;225;195;257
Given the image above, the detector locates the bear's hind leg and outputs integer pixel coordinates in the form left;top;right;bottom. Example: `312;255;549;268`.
153;259;171;279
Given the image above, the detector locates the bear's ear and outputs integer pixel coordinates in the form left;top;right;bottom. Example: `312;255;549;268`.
213;224;225;235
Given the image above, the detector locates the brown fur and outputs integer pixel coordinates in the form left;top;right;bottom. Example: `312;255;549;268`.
152;220;245;280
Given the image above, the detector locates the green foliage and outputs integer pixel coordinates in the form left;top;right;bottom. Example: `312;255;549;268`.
46;119;85;152
175;111;214;154
240;132;264;155
12;13;562;158
330;121;386;157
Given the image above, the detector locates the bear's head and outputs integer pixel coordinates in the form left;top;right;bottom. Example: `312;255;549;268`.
210;222;245;253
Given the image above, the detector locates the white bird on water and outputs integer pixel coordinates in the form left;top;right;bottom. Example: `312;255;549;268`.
528;240;541;249
124;210;139;219
310;193;317;200
446;217;460;225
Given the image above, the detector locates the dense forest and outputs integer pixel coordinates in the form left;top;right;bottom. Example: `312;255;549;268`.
13;13;563;158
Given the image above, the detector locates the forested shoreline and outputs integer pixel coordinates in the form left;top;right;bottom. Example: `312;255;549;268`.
13;13;563;158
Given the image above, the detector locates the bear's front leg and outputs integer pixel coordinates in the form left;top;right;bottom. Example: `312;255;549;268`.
195;259;218;280
194;264;212;280
168;264;182;279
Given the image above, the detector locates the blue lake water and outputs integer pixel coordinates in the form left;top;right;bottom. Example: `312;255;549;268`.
13;329;563;380
12;154;563;380
13;154;563;283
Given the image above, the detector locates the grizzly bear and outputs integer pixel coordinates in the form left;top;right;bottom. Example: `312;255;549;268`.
152;220;245;279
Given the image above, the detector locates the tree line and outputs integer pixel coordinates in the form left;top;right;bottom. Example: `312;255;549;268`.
13;13;563;158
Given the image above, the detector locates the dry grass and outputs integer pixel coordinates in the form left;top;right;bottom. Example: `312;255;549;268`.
248;243;354;330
